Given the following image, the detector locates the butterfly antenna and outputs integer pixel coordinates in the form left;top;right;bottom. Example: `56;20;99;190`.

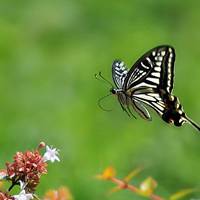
95;72;113;87
184;116;200;132
98;94;112;112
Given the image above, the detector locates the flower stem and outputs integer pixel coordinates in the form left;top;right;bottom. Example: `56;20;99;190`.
109;177;164;200
8;178;20;192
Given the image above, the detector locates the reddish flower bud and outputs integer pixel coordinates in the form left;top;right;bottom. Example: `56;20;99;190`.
6;150;47;192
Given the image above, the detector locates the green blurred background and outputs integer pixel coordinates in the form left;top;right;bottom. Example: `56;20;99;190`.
0;0;200;199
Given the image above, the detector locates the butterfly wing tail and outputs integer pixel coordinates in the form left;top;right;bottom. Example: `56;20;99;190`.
184;116;200;132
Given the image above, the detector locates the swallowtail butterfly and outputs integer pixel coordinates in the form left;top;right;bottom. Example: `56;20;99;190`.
110;45;200;131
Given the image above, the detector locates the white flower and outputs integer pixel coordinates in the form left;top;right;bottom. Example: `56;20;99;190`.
13;190;33;200
43;145;60;162
19;180;27;190
0;171;7;180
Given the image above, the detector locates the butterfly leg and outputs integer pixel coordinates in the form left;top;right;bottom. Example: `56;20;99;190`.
126;98;137;119
127;106;137;119
117;94;131;117
119;101;131;117
117;92;137;118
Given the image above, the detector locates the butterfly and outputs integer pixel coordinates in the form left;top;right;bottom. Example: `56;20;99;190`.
110;45;200;131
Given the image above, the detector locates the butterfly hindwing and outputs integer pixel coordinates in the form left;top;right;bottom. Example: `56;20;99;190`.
132;89;166;116
159;46;175;93
131;99;152;121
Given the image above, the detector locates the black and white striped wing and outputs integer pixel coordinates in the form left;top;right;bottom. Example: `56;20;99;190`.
132;89;166;116
124;45;175;93
125;46;175;117
132;99;152;120
112;60;129;89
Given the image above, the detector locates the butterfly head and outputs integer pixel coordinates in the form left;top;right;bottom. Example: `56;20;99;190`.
110;88;116;95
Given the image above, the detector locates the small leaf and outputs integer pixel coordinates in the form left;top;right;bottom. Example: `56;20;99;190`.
123;166;144;183
169;188;198;200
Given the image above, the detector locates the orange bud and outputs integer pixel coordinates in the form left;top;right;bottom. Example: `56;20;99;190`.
44;186;73;200
96;167;116;180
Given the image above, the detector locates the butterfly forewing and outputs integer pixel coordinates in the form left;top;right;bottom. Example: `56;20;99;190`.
159;46;175;93
123;45;175;94
112;60;129;89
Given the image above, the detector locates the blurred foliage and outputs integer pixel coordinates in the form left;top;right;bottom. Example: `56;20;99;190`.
0;0;200;200
43;186;73;200
97;167;197;200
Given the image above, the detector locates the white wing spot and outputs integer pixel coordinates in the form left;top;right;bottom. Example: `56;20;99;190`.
151;72;160;78
161;51;165;56
155;66;161;72
152;51;156;56
179;118;184;123
156;62;162;66
178;110;183;115
146;77;159;84
119;62;124;67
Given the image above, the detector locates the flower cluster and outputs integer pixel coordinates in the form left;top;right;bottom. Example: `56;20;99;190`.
0;142;60;200
97;166;197;200
6;150;47;192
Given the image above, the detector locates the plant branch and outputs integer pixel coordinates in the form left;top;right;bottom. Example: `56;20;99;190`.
109;177;165;200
